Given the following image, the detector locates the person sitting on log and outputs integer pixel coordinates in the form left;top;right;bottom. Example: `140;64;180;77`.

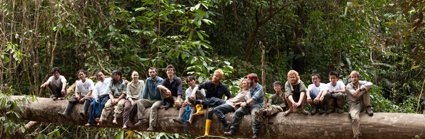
157;64;183;109
85;70;112;126
59;69;94;117
172;75;205;124
133;67;164;131
203;78;251;136
225;73;263;139
40;67;67;100
283;70;310;116
256;81;286;120
346;71;374;139
99;70;127;124
122;71;145;129
306;73;327;115
324;71;346;114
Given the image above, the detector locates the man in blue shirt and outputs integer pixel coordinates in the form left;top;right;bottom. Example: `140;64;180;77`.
225;73;264;139
134;67;164;131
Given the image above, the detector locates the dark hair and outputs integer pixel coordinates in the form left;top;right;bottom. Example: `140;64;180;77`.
328;71;339;78
273;81;282;86
77;69;87;76
94;70;104;76
247;73;258;83
311;73;320;79
51;67;60;74
166;64;174;70
187;75;195;82
112;70;123;83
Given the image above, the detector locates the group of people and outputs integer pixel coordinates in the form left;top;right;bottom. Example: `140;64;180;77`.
40;66;373;139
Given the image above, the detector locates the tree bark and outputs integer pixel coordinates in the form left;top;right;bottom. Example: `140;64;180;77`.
9;96;425;139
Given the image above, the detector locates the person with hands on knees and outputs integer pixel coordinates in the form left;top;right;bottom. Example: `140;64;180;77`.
306;73;327;115
283;70;310;116
40;67;67;100
85;70;111;126
256;81;286;120
346;70;374;139
60;69;94;117
324;71;346;114
157;64;183;109
122;71;145;129
99;70;127;125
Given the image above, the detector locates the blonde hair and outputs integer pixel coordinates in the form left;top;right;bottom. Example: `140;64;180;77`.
350;70;360;77
214;69;224;77
239;78;251;90
287;70;300;80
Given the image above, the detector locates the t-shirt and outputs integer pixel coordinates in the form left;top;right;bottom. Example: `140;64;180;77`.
307;83;326;96
93;77;112;100
185;85;205;100
284;80;307;100
75;79;95;96
109;80;127;97
198;81;232;99
269;93;286;109
47;75;67;87
326;81;345;93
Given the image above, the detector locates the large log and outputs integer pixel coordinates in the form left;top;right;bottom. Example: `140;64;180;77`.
9;96;425;139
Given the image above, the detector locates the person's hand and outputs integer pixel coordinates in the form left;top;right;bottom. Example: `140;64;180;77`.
79;97;85;103
61;89;65;94
40;83;46;88
130;99;135;105
313;98;320;104
307;98;313;104
111;99;117;105
241;102;247;107
165;90;172;97
175;101;182;108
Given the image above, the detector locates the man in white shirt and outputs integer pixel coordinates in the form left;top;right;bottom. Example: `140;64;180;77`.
324;71;346;113
60;69;94;117
86;71;111;126
306;73;327;114
40;67;67;100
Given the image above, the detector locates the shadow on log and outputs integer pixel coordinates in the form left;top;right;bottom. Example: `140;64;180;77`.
9;96;425;139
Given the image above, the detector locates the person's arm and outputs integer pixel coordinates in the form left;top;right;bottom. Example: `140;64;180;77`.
61;76;67;93
224;86;232;100
247;85;263;105
40;76;53;87
142;80;149;99
118;83;127;100
297;92;305;105
126;82;132;100
356;81;373;97
157;85;171;97
191;83;203;99
298;82;307;105
285;82;296;104
306;85;312;103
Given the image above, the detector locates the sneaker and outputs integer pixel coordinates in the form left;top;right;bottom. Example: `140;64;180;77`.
58;97;64;100
85;123;93;126
52;96;58;101
366;107;374;116
224;130;235;136
172;118;183;124
326;109;335;114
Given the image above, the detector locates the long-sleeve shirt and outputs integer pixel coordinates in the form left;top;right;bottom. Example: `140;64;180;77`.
142;77;164;100
268;93;286;109
126;80;145;99
226;90;250;108
346;81;373;103
161;76;183;97
93;78;112;101
250;83;264;107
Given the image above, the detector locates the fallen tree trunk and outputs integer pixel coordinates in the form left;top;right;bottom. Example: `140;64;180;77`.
9;96;425;139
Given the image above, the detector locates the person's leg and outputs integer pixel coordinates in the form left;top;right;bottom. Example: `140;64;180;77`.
87;99;98;125
48;83;61;100
335;93;346;113
148;100;162;131
134;99;153;126
122;100;132;127
283;96;294;116
112;99;127;124
309;93;318;114
81;98;92;116
325;93;335;113
299;95;310;115
362;91;373;116
349;102;361;138
268;105;283;116
225;106;250;135
62;95;78;115
251;106;261;138
99;99;113;122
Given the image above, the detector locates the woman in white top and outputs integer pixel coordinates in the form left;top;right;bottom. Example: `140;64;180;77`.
122;71;145;128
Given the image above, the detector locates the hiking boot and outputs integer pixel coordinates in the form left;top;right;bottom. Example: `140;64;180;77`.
366;107;374;116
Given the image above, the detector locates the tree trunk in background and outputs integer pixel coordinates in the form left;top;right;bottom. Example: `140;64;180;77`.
8;96;425;139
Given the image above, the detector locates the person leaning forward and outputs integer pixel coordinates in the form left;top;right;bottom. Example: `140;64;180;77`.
133;67;164;131
157;64;183;109
346;71;373;139
283;70;310;116
99;70;127;125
